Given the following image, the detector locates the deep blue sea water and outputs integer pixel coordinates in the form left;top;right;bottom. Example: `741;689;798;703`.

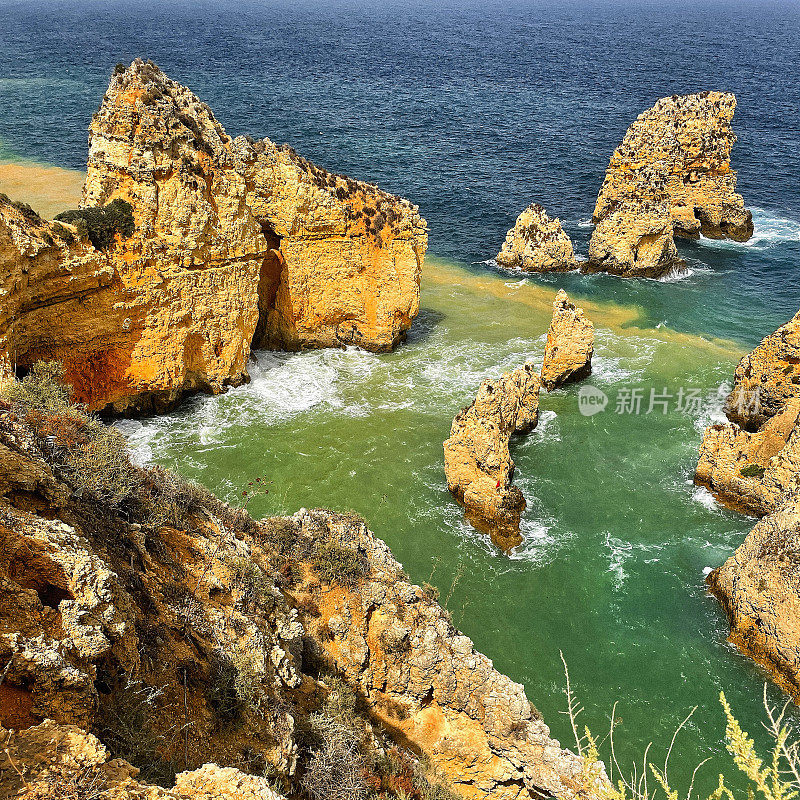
2;0;800;791
1;0;798;346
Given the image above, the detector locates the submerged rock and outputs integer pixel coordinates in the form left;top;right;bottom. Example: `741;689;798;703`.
0;59;427;415
443;364;541;549
587;92;752;277
541;289;594;391
495;203;575;272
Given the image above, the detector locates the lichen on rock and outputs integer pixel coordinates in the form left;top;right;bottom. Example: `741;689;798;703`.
587;92;752;277
495;203;575;272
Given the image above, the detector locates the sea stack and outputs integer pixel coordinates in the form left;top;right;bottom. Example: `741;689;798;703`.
698;308;800;699
540;290;594;391
443;364;541;550
587;92;753;278
495;203;575;272
0;59;427;415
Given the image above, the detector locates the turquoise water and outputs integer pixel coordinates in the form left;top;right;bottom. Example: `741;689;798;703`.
2;0;800;790
116;259;789;791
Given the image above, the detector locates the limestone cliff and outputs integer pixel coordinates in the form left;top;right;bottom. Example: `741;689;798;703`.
697;309;800;701
495;204;575;272
707;496;800;703
0;390;603;800
540;290;594;391
724;310;800;431
0;59;427;415
0;720;286;800
443;364;540;551
587;92;752;277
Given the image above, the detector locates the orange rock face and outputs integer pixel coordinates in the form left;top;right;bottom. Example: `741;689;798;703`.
0;59;427;414
588;92;752;277
443;364;540;549
541;290;594;391
697;308;800;700
495;203;575;272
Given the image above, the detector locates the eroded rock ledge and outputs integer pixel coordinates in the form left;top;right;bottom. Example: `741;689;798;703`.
0;403;603;800
0;59;427;415
697;308;800;700
587;92;752;278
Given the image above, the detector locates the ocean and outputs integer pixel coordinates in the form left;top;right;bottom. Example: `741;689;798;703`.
1;0;799;790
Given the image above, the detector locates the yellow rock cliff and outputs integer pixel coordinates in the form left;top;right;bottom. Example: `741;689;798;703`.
587;92;752;277
0;59;427;415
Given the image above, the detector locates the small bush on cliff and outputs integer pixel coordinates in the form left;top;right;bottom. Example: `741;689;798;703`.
740;463;767;479
94;677;177;787
300;677;368;800
311;542;368;588
55;198;135;250
2;360;139;508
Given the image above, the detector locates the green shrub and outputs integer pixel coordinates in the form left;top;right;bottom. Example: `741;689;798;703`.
229;556;273;610
300;677;367;800
740;463;766;479
2;360;139;508
207;656;243;730
55;198;135;250
4;360;71;410
94;677;176;786
311;542;367;587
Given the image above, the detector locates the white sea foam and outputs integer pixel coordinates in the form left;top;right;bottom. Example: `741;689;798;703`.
657;266;694;283
533;409;560;442
691;485;721;512
508;519;561;565
604;532;633;588
577;217;593;228
699;207;800;251
115;419;157;466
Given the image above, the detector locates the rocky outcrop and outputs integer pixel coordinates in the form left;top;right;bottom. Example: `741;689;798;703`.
0;720;286;799
697;310;800;700
495;204;575;272
0;397;603;800
695;399;800;516
443;364;541;550
541;290;594;391
707;496;800;703
695;311;800;513
292;509;604;800
0;59;427;415
724;310;800;431
587;92;752;277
